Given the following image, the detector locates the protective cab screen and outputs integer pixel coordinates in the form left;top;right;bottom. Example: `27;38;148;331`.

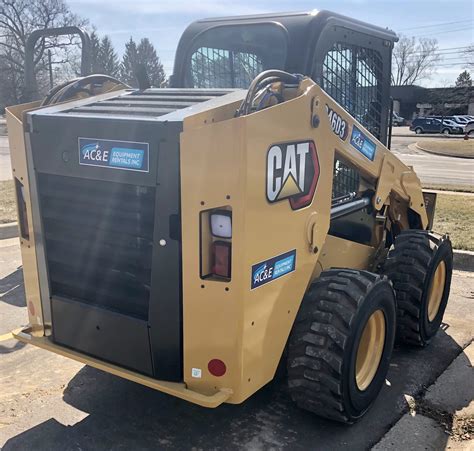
185;23;288;88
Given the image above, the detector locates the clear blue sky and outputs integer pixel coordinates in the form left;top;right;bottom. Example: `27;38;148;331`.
69;0;473;87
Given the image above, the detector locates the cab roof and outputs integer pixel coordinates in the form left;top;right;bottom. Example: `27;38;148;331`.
171;10;398;86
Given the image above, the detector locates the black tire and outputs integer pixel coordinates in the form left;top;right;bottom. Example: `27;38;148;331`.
415;127;423;134
442;128;450;135
383;231;453;347
287;269;396;423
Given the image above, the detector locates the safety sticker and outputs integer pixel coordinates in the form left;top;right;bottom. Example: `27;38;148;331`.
251;249;296;290
191;368;202;378
350;126;377;161
78;137;149;172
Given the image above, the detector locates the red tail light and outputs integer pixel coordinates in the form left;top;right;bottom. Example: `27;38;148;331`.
212;241;231;279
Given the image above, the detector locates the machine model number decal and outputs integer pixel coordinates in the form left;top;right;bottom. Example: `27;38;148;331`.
266;140;320;210
350;126;377;161
78;137;150;172
326;105;348;140
251;250;296;290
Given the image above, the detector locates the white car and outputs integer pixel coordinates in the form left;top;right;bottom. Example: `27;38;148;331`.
441;119;465;134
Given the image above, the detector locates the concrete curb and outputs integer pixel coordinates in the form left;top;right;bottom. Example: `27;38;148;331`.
0;222;473;271
453;250;474;272
372;343;474;450
392;133;465;139
415;143;474;159
0;222;18;240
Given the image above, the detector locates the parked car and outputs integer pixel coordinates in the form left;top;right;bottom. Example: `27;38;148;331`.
452;115;470;124
392;111;404;126
410;117;464;135
432;115;469;126
465;121;474;136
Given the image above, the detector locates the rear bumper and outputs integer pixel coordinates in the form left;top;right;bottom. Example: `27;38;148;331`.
13;327;232;408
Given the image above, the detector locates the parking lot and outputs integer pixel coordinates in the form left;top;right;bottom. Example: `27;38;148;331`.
1;237;473;450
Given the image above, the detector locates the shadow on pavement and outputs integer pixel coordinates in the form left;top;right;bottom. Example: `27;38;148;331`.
0;268;26;308
0;339;26;354
2;328;465;451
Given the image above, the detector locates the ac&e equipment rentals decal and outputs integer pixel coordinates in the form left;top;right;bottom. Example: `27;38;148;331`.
251;249;296;290
350;126;376;161
266;140;320;210
78;137;149;172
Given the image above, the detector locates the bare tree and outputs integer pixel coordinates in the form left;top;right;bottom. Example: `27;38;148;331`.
392;35;441;86
0;0;86;107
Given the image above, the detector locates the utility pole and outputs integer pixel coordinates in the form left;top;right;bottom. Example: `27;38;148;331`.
48;50;53;89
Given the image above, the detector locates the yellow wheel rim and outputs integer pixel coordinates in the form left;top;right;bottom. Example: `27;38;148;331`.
427;261;446;322
355;310;386;391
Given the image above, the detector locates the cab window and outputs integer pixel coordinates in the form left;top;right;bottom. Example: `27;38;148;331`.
316;42;384;139
185;24;287;88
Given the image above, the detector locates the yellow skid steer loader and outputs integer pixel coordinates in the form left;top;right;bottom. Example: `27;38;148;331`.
7;11;452;423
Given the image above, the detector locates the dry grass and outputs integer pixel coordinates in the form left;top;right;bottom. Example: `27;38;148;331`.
433;193;474;251
422;183;474;193
0;179;16;224
417;139;474;158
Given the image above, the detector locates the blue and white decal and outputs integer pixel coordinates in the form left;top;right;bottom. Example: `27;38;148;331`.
350;126;376;161
78;137;149;172
251;249;296;290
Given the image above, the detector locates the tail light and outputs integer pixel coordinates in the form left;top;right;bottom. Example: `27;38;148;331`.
212;241;231;278
200;208;232;281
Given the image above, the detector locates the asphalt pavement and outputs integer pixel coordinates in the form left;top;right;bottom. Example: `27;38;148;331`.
0;238;473;450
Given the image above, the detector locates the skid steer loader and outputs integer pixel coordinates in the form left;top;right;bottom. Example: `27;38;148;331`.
7;10;453;423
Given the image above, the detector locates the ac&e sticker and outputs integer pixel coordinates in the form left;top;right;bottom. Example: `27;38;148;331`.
79;137;149;172
350;126;376;161
251;249;296;290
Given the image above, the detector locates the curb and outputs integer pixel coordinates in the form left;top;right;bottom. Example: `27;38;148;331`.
453;250;474;272
415;143;474;159
0;222;18;240
1;222;472;271
392;134;465;139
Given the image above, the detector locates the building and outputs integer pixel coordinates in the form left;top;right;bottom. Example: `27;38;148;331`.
391;85;474;121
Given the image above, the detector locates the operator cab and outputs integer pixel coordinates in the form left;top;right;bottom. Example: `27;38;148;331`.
171;10;397;145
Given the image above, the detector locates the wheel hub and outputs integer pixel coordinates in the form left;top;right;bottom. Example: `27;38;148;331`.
355;309;386;391
427;261;446;322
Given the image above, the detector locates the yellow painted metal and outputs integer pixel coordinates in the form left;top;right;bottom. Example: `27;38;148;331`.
13;328;232;408
317;235;376;275
6;101;45;336
7;77;432;407
355;309;386;391
427;260;446;322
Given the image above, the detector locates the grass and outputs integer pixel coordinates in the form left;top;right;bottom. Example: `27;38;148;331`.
416;139;474;158
433;193;474;251
0;180;472;250
0;179;16;224
422;183;474;193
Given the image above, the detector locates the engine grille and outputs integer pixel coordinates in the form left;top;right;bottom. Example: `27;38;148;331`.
38;174;155;320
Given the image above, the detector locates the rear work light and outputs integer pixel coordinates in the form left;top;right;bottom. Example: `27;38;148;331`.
200;207;232;281
210;210;232;238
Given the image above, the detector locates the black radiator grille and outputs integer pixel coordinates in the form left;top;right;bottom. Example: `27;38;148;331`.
38;174;155;319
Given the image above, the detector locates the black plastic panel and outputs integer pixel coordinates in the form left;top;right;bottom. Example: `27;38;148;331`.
52;296;153;375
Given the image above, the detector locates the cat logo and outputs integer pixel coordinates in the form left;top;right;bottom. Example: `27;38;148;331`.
266;140;320;210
